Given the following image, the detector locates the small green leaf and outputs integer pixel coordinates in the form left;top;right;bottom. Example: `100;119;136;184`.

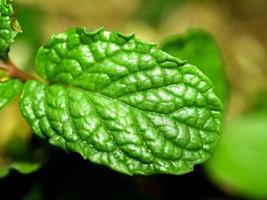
161;29;228;103
9;161;41;173
0;161;41;178
0;0;20;60
0;79;23;111
20;28;223;175
0;136;44;178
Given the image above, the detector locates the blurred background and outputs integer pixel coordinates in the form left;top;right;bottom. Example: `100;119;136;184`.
0;0;267;199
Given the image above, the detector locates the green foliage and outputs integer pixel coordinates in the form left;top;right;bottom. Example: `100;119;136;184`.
0;0;23;113
0;136;43;178
19;28;223;175
0;1;223;176
0;0;20;60
206;113;267;199
0;161;41;178
161;29;228;103
0;79;23;110
206;87;267;198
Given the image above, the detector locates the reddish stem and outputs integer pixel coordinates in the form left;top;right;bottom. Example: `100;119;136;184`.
0;61;33;81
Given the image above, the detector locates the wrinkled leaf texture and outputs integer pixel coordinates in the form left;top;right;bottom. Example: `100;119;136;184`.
20;28;223;175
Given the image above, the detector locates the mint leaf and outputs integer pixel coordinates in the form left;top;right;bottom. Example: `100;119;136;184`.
0;0;20;60
20;28;223;175
0;79;23;111
161;29;228;103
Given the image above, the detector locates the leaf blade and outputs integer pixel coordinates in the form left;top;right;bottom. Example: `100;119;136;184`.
20;28;223;175
0;161;41;178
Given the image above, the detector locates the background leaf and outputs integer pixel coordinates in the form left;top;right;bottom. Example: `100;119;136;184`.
0;161;41;178
206;113;267;199
0;135;44;178
160;29;228;104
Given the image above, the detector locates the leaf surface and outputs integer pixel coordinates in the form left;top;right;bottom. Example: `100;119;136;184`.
0;0;20;60
0;79;23;111
20;28;223;175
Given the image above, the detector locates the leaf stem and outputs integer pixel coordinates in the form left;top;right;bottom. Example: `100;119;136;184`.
0;60;34;81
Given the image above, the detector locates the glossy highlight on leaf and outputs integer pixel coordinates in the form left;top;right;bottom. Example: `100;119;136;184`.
0;79;23;111
0;0;20;60
20;28;223;175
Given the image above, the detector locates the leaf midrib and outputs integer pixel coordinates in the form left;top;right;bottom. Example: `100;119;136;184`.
64;83;221;134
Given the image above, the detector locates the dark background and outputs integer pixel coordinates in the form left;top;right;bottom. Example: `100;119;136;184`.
0;137;235;200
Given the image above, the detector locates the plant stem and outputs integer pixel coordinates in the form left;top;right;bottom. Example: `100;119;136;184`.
0;61;33;81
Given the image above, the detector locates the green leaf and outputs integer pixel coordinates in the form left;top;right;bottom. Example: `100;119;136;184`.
0;161;41;178
0;136;44;178
0;0;20;60
160;29;228;104
205;113;267;199
0;79;23;111
20;28;223;175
